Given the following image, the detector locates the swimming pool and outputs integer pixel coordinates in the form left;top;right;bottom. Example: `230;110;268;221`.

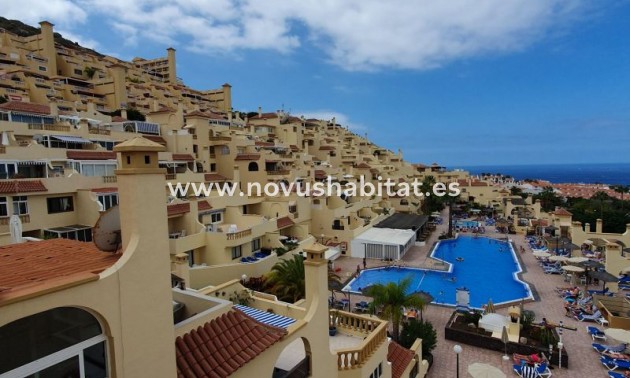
343;236;532;308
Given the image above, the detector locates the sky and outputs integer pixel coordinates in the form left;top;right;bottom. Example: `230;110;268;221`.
6;0;630;167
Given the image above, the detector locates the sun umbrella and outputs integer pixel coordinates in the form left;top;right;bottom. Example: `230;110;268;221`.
9;214;23;244
562;265;585;273
605;328;630;344
548;255;569;262
568;257;589;264
580;260;604;270
533;251;551;258
467;363;506;378
478;313;510;333
590;270;618;283
485;299;495;314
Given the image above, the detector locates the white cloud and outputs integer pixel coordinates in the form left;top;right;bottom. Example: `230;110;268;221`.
4;0;591;71
297;110;368;132
2;0;87;26
56;30;99;50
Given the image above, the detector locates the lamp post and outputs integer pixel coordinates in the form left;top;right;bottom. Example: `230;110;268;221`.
558;320;564;369
453;344;462;378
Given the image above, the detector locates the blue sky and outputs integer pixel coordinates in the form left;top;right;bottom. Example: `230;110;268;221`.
7;1;630;167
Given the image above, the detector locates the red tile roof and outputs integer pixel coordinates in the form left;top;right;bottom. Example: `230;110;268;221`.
172;154;195;162
167;203;191;217
111;116;128;122
255;141;274;147
175;310;286;378
252;112;278;119
277;216;295;229
186;110;225;120
198;200;212;211
235;153;260;161
356;163;371;169
67;150;116;160
289;145;299;152
204;173;228;182
149;106;176;114
314;170;327;180
319;146;335;151
0;101;50;115
388;341;415;378
553;208;572;216
0;180;47;194
0;238;120;303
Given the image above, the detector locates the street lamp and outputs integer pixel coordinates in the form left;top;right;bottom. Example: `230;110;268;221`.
453;344;462;378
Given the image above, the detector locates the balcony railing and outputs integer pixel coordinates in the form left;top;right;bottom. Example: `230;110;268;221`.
332;311;388;370
266;170;290;176
28;124;71;132
208;136;232;142
0;146;5;154
0;214;30;225
89;128;111;135
226;229;252;240
102;176;117;183
165;173;177;180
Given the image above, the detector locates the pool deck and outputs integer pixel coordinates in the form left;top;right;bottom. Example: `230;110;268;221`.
331;209;607;377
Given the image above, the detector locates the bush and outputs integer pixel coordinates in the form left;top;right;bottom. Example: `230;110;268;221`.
461;310;482;327
274;247;288;256
521;310;536;331
399;320;437;355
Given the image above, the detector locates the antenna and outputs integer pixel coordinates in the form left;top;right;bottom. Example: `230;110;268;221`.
92;205;121;252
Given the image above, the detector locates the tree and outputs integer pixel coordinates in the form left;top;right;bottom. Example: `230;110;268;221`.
533;187;563;212
399;319;437;355
611;185;630;210
366;276;425;342
0;95;7;104
84;66;97;79
265;255;305;303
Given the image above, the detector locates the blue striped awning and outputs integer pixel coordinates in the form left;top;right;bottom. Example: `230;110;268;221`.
233;304;296;329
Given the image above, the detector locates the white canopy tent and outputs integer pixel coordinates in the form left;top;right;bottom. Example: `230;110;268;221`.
350;227;416;260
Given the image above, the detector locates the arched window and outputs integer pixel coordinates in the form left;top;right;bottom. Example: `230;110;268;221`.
248;162;259;172
0;307;107;377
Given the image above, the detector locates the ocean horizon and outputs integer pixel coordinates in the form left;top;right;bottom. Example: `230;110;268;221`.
455;162;630;185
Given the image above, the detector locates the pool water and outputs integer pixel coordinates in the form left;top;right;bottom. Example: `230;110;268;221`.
455;220;480;228
344;236;531;308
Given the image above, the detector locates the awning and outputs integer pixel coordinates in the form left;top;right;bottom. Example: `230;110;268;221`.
17;160;47;165
135;122;160;135
51;135;92;144
233;304;296;329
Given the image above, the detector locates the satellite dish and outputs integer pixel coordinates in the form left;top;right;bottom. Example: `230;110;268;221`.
92;205;121;252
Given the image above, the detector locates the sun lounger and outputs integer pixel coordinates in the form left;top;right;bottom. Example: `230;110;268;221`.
609;371;626;378
602;355;630;370
588;287;610;295
513;362;552;378
593;343;628;353
544;266;563;274
588;326;607;341
576;310;602;322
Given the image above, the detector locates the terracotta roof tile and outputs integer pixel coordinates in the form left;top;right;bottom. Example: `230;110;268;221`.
91;187;118;193
388;341;415;378
277;216;295;229
175;310;286;378
111;116;127;122
0;180;47;194
0;101;50;115
553;208;572;216
149;106;176;114
186;110;225;120
172;154;195;162
355;163;371;169
255;141;274;147
319;146;335;151
0;238;119;303
314;170;327;180
198;201;212;211
204;173;228;182
235;153;260;161
67;150;116;160
168;203;190;217
289;145;299;152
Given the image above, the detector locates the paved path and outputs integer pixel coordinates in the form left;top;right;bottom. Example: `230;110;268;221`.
332;209;608;377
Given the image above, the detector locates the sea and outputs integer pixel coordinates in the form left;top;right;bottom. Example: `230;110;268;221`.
457;163;630;185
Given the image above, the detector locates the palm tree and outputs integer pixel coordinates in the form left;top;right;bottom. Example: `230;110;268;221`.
611;185;630;210
366;276;426;342
265;255;305;303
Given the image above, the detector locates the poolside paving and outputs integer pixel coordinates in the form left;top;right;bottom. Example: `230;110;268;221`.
332;209;609;377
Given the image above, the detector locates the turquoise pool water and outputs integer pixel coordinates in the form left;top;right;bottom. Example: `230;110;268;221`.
455;220;480;228
344;236;531;308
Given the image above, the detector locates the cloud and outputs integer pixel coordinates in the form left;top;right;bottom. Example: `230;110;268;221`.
2;0;87;27
56;29;100;50
297;110;368;132
5;0;591;71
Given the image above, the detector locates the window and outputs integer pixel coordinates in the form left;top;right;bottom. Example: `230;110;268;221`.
74;68;83;75
186;250;194;267
0;307;107;377
47;196;74;213
251;238;261;252
38;65;47;72
145;155;151;164
0;197;7;217
210;211;223;223
248;162;259;171
210;163;216;172
0;162;17;179
43;226;92;242
97;193;118;211
220;146;230;155
79;162;116;177
231;245;242;260
12;196;28;215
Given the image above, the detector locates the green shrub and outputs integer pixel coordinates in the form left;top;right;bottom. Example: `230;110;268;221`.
521;310;536;330
399;320;437;355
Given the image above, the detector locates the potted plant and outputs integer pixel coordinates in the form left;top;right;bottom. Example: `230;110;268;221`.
329;310;338;336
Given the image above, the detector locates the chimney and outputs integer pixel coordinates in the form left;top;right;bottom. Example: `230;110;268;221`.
232;165;241;193
596;219;603;233
166;47;177;84
39;21;58;76
86;99;96;115
121;108;128;119
49;100;59;117
227;109;233;123
152;99;160;112
258;106;262;117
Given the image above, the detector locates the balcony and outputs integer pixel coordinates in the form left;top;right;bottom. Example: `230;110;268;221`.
0;214;30;226
89;128;111;135
0;146;5;154
208;136;232;142
102;176;117;183
330;311;388;370
266;170;290;176
28;124;71;132
165;173;177;180
226;229;252;240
